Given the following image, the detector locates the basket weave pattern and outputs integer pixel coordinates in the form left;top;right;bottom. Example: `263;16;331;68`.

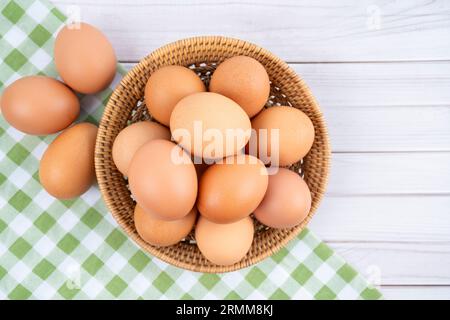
95;36;331;273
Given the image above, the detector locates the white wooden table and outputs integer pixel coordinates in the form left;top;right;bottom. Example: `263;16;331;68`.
54;0;450;299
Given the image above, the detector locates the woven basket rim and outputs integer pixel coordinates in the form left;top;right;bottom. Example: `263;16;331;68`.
95;35;331;273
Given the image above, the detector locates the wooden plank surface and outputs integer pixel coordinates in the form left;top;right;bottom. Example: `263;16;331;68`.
328;152;450;196
54;0;450;298
381;286;450;300
332;242;450;285
295;62;450;107
295;62;450;152
53;0;450;62
311;196;450;242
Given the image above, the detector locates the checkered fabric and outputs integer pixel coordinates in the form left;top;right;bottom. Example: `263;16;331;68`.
0;0;382;300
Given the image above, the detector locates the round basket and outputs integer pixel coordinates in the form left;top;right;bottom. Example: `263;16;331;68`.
95;36;330;273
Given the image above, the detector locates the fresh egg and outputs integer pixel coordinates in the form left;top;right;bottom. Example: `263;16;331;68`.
54;22;116;94
170;92;251;160
112;121;171;176
197;154;268;224
128;139;197;220
250;106;315;166
145;65;206;126
39;123;97;199
195;215;254;266
254;168;311;228
209;56;270;118
0;76;79;135
134;204;197;247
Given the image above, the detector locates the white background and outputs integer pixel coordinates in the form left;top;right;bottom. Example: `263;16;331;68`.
54;0;450;299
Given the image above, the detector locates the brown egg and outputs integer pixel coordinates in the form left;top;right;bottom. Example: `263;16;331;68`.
54;22;116;94
134;204;197;247
195;216;254;266
209;56;270;117
145;66;206;126
0;76;79;135
112;121;171;176
197;154;268;224
250;106;315;166
39;123;97;199
170;92;251;160
254;168;311;229
128;139;197;220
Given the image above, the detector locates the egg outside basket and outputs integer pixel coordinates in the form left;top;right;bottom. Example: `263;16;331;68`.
95;36;331;273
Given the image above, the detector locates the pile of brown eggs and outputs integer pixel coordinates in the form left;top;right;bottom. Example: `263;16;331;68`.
113;56;315;266
1;23;116;199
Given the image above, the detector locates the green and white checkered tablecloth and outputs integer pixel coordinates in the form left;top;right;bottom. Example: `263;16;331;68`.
0;0;382;300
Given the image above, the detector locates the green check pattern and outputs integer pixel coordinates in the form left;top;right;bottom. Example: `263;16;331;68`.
0;0;382;300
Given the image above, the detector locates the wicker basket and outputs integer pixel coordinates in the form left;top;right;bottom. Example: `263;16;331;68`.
95;36;330;273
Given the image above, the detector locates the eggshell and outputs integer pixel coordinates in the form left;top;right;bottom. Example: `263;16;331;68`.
39;123;97;199
134;204;197;247
112;121;171;176
145;65;206;126
209;56;270;117
170;92;251;159
254;168;311;229
0;76;79;135
250;106;315;166
54;22;116;94
197;154;268;224
128;139;197;220
195;216;254;266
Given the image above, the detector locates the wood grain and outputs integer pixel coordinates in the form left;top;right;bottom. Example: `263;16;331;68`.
294;62;450;152
311;196;450;242
295;62;450;107
53;0;450;62
323;105;450;153
332;241;450;285
328;152;450;195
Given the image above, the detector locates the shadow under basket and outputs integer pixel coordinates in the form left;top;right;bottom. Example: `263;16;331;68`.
95;36;331;273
